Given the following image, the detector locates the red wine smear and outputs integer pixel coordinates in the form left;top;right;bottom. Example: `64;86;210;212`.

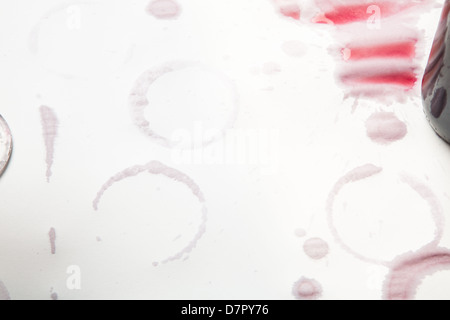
312;1;425;25
0;281;10;300
342;41;416;61
93;161;208;265
365;112;407;144
383;248;450;300
340;69;417;88
146;0;181;20
292;277;322;300
307;0;435;99
40;106;59;182
303;238;329;260
49;227;56;255
272;0;301;20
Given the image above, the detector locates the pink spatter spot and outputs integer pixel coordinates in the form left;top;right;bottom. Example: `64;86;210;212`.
49;227;56;255
0;281;11;300
51;292;58;300
292;277;322;300
383;248;450;300
146;0;181;20
272;0;301;20
365;112;408;145
280;5;301;20
39;106;59;183
303;238;329;260
92;161;208;265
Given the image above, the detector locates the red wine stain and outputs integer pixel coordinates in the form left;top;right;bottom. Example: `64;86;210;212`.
0;281;10;300
49;227;56;255
365;112;407;145
303;238;329;260
340;69;417;88
312;1;425;25
383;248;450;300
146;0;181;20
342;41;417;61
327;165;444;265
292;277;322;300
40;106;59;182
93;161;208;265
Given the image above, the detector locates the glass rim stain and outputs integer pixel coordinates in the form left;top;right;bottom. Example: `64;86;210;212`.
0;115;12;177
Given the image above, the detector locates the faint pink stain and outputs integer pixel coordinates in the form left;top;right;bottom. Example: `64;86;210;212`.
292;277;322;300
39;106;59;182
93;161;208;265
303;238;329;260
0;281;11;300
49;227;56;255
272;0;301;20
366;112;408;145
146;0;181;20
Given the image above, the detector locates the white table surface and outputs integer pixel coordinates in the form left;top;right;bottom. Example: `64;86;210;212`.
0;0;449;300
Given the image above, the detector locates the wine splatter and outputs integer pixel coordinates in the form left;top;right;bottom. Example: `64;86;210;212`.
292;277;322;300
93;161;208;265
0;281;11;300
146;0;181;20
365;112;408;144
51;292;58;300
383;248;450;300
40;106;59;182
49;227;56;255
326;164;444;265
307;0;437;99
272;0;301;20
303;238;329;260
128;61;239;148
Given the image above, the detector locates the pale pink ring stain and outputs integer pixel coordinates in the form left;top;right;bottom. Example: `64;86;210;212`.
326;164;444;265
92;161;208;265
128;61;239;149
383;248;450;300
